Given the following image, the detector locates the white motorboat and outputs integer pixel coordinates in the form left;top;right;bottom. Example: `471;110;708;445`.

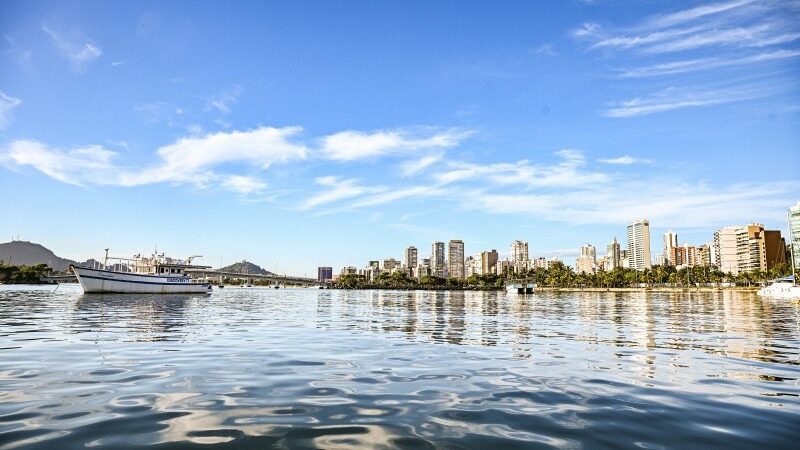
506;283;536;294
71;251;212;294
757;276;800;300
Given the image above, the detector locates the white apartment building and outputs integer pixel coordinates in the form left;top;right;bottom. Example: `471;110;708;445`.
627;219;652;271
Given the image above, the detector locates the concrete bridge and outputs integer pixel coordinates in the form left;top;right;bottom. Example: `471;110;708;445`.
184;269;322;286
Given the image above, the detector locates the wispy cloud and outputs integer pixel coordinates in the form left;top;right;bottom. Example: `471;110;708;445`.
42;25;102;72
321;128;471;161
399;154;443;177
462;180;799;227
300;176;386;210
598;155;652;165
0;92;22;129
205;85;243;114
619;49;800;77
604;85;763;117
435;149;608;188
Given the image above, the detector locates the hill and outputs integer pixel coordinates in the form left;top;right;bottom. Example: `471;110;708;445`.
219;260;274;275
0;241;78;272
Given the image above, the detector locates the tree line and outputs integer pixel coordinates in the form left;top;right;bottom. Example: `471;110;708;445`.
0;263;52;284
333;261;794;289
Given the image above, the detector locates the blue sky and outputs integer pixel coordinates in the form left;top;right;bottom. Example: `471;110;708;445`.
1;0;799;274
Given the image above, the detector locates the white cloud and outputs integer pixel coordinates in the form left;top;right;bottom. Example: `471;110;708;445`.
320;128;470;161
399;153;443;177
598;155;652;165
42;25;102;72
461;181;800;227
1;140;117;186
119;126;308;186
435;149;608;188
221;175;267;195
300;176;386;210
0;92;22;129
644;0;755;30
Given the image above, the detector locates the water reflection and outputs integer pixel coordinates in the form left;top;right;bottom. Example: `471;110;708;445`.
0;285;798;450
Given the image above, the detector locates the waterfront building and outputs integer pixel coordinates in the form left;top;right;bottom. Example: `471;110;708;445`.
495;259;511;276
627;219;652;271
790;202;800;270
465;255;481;277
481;249;499;275
448;240;465;278
317;266;333;282
533;257;547;269
576;243;596;274
546;257;561;269
341;266;358;276
510;240;531;273
714;226;739;274
382;258;401;271
511;240;529;262
663;230;678;266
404;246;418;270
597;255;608;271
575;257;594;274
715;224;786;274
620;250;630;269
606;237;621;270
431;242;446;278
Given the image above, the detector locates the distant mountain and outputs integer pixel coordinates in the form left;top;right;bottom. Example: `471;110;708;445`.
0;241;79;272
219;260;274;275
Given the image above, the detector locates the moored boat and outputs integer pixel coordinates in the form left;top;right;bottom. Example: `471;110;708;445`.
506;283;536;294
757;276;800;300
71;251;212;294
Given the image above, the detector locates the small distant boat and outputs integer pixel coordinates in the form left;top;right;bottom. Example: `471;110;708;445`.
71;251;212;294
757;276;800;300
506;283;536;294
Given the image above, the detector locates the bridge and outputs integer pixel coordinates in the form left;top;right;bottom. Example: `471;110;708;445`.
184;269;322;286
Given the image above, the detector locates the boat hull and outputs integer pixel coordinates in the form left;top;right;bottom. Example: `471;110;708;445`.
72;266;212;294
757;284;800;300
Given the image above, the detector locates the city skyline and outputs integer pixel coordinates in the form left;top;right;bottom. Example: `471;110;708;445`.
1;1;799;274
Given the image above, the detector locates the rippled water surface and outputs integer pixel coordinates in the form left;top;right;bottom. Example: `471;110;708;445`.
1;285;799;449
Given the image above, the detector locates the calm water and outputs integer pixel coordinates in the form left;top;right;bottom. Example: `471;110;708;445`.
0;285;799;449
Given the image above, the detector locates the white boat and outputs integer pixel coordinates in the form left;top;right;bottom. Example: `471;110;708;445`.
506;283;536;294
71;251;212;294
757;276;800;300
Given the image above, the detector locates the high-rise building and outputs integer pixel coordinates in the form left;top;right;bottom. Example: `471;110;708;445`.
663;230;678;266
580;243;596;261
576;243;596;274
317;266;333;282
448;240;465;278
533;257;547;269
431;242;446;278
404;246;418;269
790;202;800;270
714;226;739;274
510;240;530;274
627;219;651;271
510;240;529;263
480;249;499;275
606;237;621;270
716;224;785;274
